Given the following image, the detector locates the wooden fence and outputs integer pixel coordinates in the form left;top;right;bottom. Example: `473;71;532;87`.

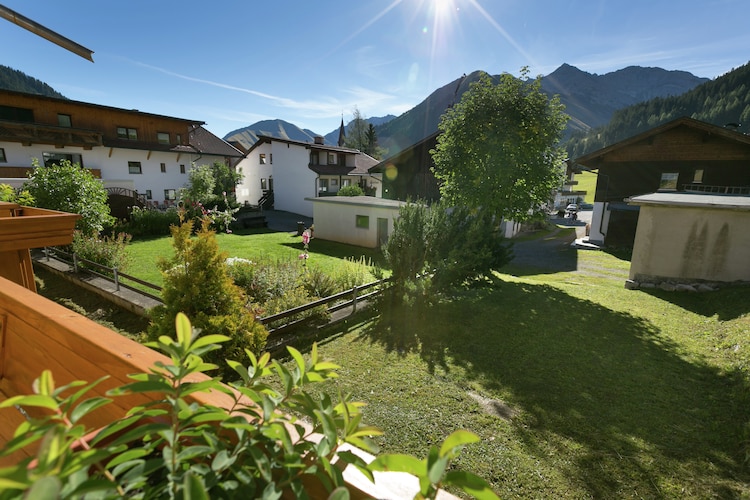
40;247;389;346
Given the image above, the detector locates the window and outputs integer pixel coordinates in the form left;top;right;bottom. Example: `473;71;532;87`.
145;189;152;200
331;179;338;187
659;172;679;191
176;134;182;145
57;114;72;127
43;152;83;168
180;164;186;174
164;189;176;201
342;179;351;187
260;178;268;190
128;161;142;174
0;105;33;122
0;148;6;163
327;153;336;165
259;153;267;164
356;215;369;229
117;127;138;140
157;132;170;144
270;154;273;164
693;169;704;183
318;179;329;193
160;163;166;173
310;152;319;165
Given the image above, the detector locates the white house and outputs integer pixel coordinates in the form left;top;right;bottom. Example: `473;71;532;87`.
0;89;243;209
307;195;406;248
234;135;382;218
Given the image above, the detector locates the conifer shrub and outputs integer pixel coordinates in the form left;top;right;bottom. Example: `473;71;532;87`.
148;216;267;371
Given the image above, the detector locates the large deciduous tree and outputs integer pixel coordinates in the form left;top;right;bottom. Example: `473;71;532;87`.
431;69;568;221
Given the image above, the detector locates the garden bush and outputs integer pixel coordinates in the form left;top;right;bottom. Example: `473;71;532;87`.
118;206;180;237
148;217;267;373
0;183;34;205
70;230;132;274
337;184;364;197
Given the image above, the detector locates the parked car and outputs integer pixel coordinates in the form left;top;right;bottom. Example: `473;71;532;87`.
565;203;579;214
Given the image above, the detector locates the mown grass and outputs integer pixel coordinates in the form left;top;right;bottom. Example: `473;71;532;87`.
576;171;598;203
301;249;750;498
124;226;386;292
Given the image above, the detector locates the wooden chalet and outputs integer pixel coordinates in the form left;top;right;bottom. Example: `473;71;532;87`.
574;117;750;246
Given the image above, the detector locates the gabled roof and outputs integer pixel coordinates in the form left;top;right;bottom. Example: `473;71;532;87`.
350;153;380;175
186;125;243;157
574;116;750;168
245;135;362;155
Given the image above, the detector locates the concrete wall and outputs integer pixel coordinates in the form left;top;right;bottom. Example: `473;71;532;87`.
309;196;406;248
588;201;610;245
629;204;750;282
235;142;274;207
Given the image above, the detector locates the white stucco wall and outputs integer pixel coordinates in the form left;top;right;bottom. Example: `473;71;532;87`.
273;142;317;217
0;141;220;205
235;142;274;207
629;195;750;283
308;196;406;248
588;201;610;244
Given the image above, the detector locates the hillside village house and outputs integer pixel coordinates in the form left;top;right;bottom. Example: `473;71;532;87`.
233;135;381;218
0;89;242;211
574;117;750;247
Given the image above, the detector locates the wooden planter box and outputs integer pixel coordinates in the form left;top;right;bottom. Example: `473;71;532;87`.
0;202;80;292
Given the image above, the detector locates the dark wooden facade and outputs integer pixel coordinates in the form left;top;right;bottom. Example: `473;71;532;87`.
370;132;441;202
575;117;750;245
0;89;201;151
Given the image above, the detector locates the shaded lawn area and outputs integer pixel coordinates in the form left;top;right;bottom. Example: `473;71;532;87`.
124;227;387;291
303;253;750;498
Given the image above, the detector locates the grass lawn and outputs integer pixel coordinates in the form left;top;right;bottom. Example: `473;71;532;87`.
124;226;387;292
299;249;750;498
45;224;750;497
576;171;598;203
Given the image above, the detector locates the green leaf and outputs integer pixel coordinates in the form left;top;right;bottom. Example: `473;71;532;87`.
70;396;112;423
0;394;58;410
443;470;500;500
288;346;306;381
106;447;151;468
190;333;230;350
25;475;61;500
34;370;55;396
327;486;350;500
176;312;193;350
183;471;210;500
439;429;480;458
368;454;425;476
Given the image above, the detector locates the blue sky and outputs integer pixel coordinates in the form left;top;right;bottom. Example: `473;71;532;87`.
2;0;748;139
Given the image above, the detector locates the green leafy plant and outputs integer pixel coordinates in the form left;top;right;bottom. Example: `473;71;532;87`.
0;183;34;205
70;230;132;274
0;313;497;499
23;158;115;235
337;185;364;197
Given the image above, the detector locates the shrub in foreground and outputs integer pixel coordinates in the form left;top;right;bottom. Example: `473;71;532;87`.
0;313;499;499
70;230;132;273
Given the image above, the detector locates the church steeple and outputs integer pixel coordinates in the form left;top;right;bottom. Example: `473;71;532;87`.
337;115;346;147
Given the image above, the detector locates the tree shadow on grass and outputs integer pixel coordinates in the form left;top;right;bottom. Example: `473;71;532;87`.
356;280;750;498
638;286;750;321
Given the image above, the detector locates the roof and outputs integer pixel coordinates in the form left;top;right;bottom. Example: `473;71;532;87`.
187;125;243;157
305;195;407;209
628;192;750;210
574;116;750;168
245;135;362;156
350;153;380;175
0;88;204;125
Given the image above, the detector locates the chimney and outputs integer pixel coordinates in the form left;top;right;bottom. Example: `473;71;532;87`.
314;136;324;144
